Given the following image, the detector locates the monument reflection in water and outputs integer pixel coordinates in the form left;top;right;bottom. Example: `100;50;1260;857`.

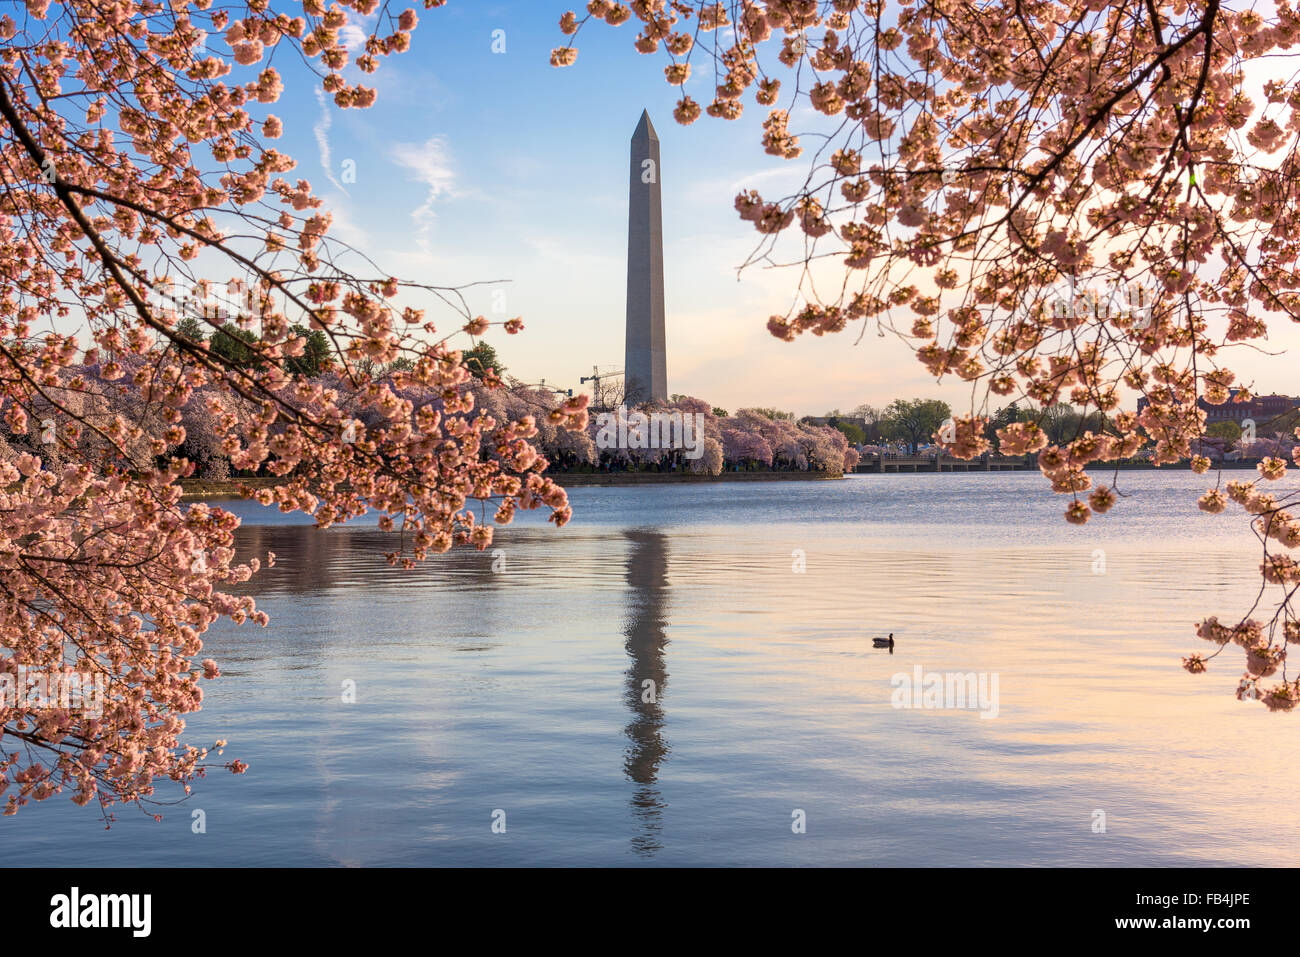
620;529;671;857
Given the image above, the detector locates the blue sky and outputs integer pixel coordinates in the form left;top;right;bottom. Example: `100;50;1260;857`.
261;0;948;416
263;1;1299;416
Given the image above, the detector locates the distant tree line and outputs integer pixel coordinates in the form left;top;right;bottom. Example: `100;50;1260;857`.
805;397;1295;464
808;399;1120;456
173;316;508;383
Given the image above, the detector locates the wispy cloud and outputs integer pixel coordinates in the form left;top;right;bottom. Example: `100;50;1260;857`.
313;87;347;194
339;22;368;53
390;136;457;247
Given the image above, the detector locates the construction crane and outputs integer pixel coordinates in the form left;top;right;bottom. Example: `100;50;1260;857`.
579;365;624;412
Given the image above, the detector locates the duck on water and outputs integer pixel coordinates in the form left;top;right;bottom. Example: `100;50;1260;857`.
873;633;895;652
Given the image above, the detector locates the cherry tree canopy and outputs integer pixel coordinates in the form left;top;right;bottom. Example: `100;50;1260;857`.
0;0;585;820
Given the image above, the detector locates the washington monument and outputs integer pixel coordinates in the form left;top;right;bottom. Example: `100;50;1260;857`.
625;110;667;404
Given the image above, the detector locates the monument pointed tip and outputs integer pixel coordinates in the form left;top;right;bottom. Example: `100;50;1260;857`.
632;109;658;141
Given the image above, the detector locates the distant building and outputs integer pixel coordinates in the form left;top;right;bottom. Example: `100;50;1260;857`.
1137;390;1300;424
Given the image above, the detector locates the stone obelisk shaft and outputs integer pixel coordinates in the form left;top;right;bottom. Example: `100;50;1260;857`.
625;110;667;405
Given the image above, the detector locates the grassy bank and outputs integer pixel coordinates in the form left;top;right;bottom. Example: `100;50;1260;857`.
551;470;844;487
179;477;286;501
180;470;845;500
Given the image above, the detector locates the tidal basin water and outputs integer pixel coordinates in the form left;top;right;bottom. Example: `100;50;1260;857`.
7;471;1297;866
